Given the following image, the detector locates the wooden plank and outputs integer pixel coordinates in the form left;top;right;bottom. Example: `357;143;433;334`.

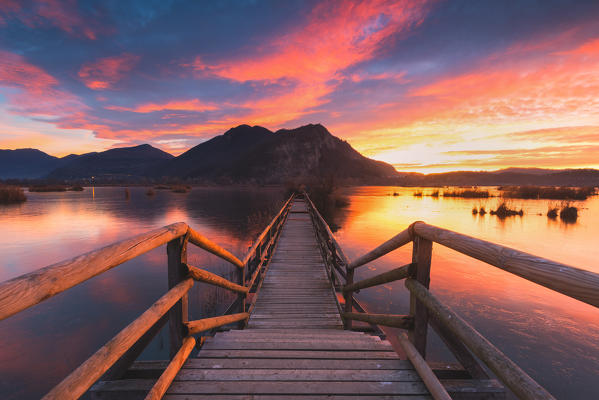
200;341;392;351
166;380;429;395
196;350;401;359
164;396;432;400
343;312;414;330
174;368;421;381
183;358;414;370
343;264;411;293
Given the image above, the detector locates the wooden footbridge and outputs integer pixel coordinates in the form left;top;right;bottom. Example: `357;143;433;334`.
1;193;598;399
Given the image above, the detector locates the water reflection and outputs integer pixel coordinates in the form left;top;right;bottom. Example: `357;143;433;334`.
335;186;599;399
0;186;284;399
0;186;598;399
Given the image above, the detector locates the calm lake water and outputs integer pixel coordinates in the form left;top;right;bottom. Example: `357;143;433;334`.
0;186;598;399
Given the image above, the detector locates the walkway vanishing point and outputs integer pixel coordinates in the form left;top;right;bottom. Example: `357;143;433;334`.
1;194;598;399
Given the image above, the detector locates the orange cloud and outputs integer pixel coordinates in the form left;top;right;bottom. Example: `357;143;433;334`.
187;0;432;127
78;53;140;90
106;98;218;113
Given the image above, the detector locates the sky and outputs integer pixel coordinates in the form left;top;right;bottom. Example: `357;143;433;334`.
1;0;599;173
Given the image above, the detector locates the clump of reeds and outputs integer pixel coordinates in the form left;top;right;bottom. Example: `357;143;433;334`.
392;191;399;196
0;185;27;204
547;204;559;219
69;185;84;191
28;185;67;192
502;186;595;200
171;185;191;193
472;204;487;215
559;202;578;222
490;201;523;218
146;188;155;196
443;189;491;198
429;190;440;197
413;191;423;197
154;184;171;190
124;188;130;199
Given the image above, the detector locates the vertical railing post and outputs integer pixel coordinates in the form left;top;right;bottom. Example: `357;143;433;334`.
344;267;354;330
167;235;188;359
409;235;433;357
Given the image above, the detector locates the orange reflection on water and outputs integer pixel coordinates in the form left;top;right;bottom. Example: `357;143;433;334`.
334;186;599;398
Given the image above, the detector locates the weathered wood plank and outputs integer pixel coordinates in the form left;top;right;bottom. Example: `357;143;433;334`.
175;368;421;381
196;349;401;359
183;358;414;370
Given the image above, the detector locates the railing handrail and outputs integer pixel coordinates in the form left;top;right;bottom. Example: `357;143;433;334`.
0;222;249;321
348;221;599;308
0;194;294;399
302;197;597;400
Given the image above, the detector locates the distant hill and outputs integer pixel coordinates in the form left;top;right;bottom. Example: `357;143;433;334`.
2;124;599;186
47;144;174;181
154;125;274;179
154;124;400;184
402;169;599;186
0;149;65;179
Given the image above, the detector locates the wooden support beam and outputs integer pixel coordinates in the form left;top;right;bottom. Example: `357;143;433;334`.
429;314;489;379
101;314;168;381
186;264;248;294
0;222;188;321
348;226;413;270
343;268;354;330
187;228;244;269
343;264;411;293
167;236;189;359
342;312;414;329
185;313;249;335
409;236;432;357
413;221;599;308
42;278;193;400
406;278;555;400
397;331;452;400
144;336;196;400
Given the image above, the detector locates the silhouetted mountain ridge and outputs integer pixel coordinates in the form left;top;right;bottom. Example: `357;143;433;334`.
1;124;598;185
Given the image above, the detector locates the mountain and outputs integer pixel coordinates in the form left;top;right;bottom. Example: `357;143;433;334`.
154;125;274;178
47;144;174;181
0;149;67;179
156;124;400;184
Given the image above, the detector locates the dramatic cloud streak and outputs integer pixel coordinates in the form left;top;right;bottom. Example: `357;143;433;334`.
79;53;140;90
1;0;599;170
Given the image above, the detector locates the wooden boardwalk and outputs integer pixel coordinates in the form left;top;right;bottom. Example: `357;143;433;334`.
9;192;586;398
160;199;432;398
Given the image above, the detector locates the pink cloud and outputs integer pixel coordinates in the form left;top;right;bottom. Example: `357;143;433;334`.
0;49;86;117
78;53;140;90
106;99;218;113
185;0;433;127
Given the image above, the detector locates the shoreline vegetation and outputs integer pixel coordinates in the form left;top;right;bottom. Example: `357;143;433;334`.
0;185;27;204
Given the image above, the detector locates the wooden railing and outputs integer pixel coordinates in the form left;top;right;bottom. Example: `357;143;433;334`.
0;194;294;399
303;192;599;400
